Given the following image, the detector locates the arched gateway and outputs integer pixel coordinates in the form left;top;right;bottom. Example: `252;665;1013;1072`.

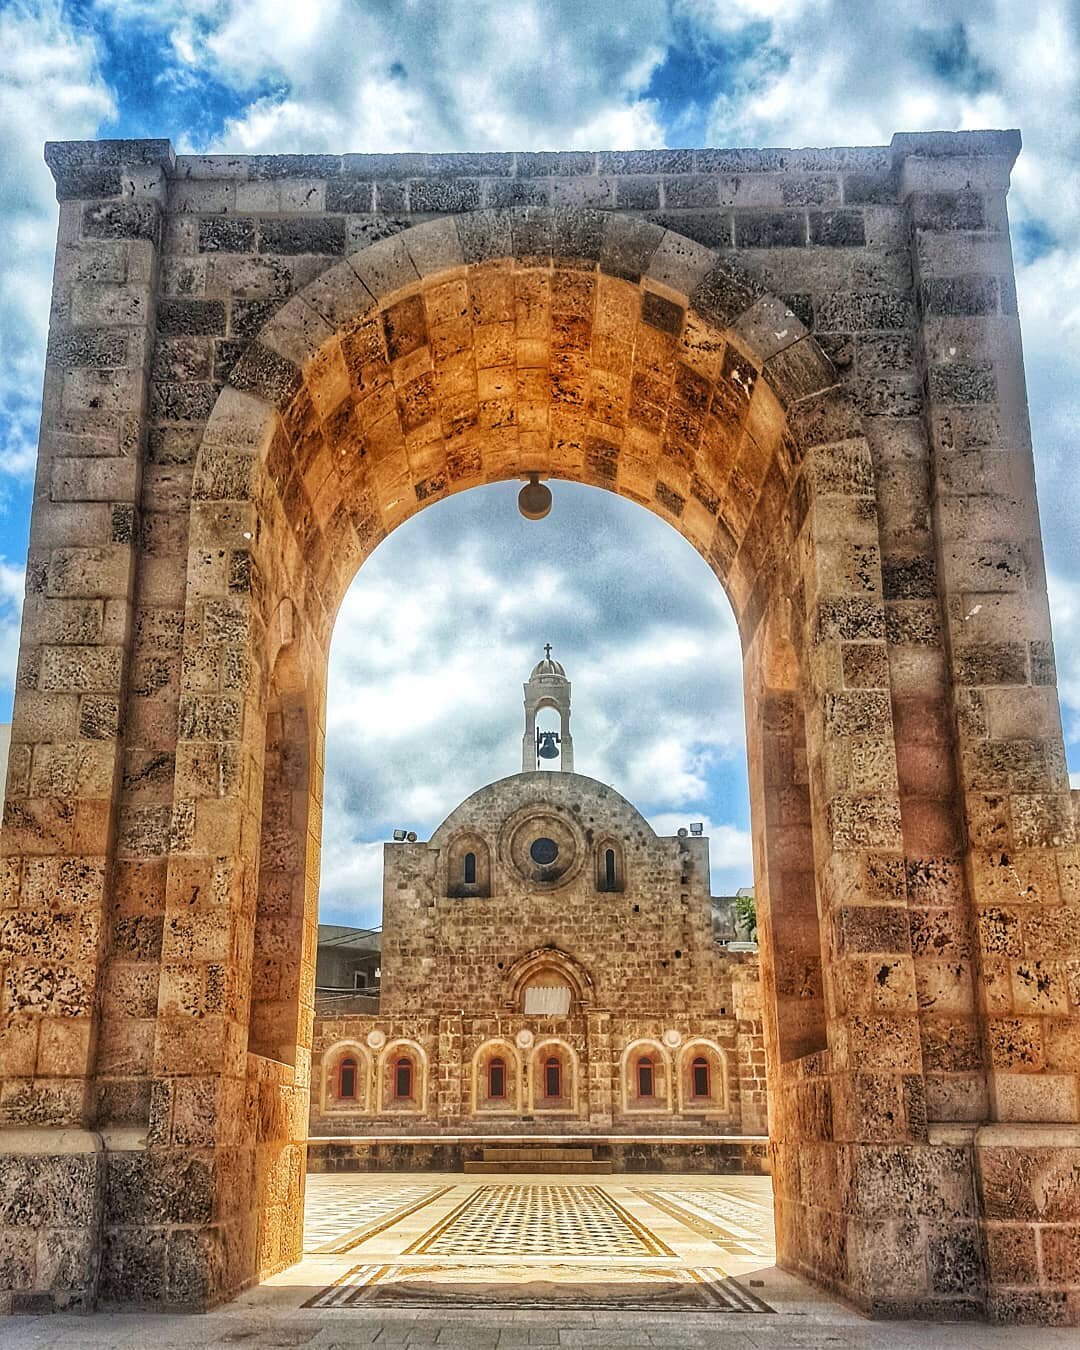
0;131;1076;1323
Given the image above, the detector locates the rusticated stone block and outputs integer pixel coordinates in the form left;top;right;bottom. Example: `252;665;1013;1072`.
158;299;227;337
258;216;346;255
912;191;987;232
198;217;255;253
809;209;866;246
734;210;806;248
955;642;1028;686
921;275;999;316
82;201;160;243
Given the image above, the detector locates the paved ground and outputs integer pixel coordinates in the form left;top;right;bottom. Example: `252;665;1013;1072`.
6;1173;1078;1347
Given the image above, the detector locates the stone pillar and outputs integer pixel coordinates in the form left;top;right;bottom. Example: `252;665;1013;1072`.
902;130;1080;1320
0;140;172;1312
731;960;767;1135
586;1009;613;1127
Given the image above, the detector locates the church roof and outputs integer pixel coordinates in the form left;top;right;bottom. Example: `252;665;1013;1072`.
530;645;566;678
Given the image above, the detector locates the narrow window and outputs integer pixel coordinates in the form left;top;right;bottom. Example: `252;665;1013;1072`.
488;1057;506;1099
605;848;616;889
544;1056;562;1099
637;1056;654;1098
464;851;476;885
394;1056;413;1100
692;1056;710;1099
339;1057;357;1100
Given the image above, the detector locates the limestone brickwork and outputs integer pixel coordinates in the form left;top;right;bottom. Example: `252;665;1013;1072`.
309;760;766;1139
0;130;1077;1322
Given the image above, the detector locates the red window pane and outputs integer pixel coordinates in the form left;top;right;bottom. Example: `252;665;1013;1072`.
339;1057;357;1099
488;1057;506;1099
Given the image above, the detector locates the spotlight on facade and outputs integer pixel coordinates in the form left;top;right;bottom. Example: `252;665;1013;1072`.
518;473;552;521
406;831;418;843
690;822;704;836
392;829;407;841
677;827;689;838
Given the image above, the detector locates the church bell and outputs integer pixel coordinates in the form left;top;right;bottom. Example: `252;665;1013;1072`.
536;730;561;761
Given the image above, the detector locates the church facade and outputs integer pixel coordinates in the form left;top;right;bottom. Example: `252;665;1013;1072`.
310;654;766;1139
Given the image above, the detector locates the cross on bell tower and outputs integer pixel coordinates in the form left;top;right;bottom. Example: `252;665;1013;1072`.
522;647;574;773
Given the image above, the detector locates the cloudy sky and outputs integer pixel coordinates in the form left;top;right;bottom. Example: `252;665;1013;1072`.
1;2;1079;927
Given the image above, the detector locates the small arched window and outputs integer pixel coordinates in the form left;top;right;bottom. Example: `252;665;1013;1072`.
544;1056;562;1099
637;1056;654;1098
605;848;616;889
464;851;476;885
339;1056;358;1100
394;1056;413;1100
488;1057;506;1099
692;1056;710;1099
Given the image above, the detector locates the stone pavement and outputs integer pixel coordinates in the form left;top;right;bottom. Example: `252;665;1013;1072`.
6;1173;1078;1346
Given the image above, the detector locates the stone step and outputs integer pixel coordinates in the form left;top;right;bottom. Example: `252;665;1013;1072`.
481;1147;595;1162
463;1160;614;1174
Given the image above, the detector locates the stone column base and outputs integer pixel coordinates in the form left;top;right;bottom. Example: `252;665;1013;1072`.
0;1128;105;1314
974;1123;1080;1325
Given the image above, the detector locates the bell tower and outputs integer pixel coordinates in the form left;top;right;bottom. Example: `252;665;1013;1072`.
522;646;574;773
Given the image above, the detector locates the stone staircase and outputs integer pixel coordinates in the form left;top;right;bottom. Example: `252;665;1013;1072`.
464;1145;612;1174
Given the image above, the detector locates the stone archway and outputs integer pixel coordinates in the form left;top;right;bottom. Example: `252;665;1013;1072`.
175;214;915;1314
1;134;1077;1323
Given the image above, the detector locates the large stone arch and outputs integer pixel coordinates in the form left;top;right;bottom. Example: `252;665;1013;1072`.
171;206;910;1310
2;135;1077;1323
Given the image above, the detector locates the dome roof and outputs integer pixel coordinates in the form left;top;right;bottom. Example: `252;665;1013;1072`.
531;650;566;678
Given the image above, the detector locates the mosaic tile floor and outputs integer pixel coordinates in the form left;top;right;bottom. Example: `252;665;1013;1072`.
283;1172;781;1313
634;1184;775;1256
408;1184;673;1258
302;1182;454;1254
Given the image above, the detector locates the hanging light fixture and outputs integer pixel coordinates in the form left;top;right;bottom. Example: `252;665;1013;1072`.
518;473;552;520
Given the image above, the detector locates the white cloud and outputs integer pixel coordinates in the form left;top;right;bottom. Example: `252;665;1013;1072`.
318;482;748;925
0;3;113;503
0;557;25;700
108;0;670;154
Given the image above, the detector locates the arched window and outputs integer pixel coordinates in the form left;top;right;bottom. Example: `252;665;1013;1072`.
394;1056;413;1100
544;1056;562;1099
605;848;616;889
637;1056;654;1098
692;1056;710;1098
464;851;476;884
339;1056;358;1100
488;1057;506;1099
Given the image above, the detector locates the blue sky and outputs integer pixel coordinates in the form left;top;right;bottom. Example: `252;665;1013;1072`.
1;1;1079;926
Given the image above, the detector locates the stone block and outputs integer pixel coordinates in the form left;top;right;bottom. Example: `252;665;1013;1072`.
734;211;807;248
197;217;256;253
82;201;160;244
258;217;346;256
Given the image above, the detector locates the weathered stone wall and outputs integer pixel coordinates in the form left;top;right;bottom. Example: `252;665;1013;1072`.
0;130;1076;1321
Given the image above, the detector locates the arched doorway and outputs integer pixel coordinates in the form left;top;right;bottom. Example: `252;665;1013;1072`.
171;211;910;1309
